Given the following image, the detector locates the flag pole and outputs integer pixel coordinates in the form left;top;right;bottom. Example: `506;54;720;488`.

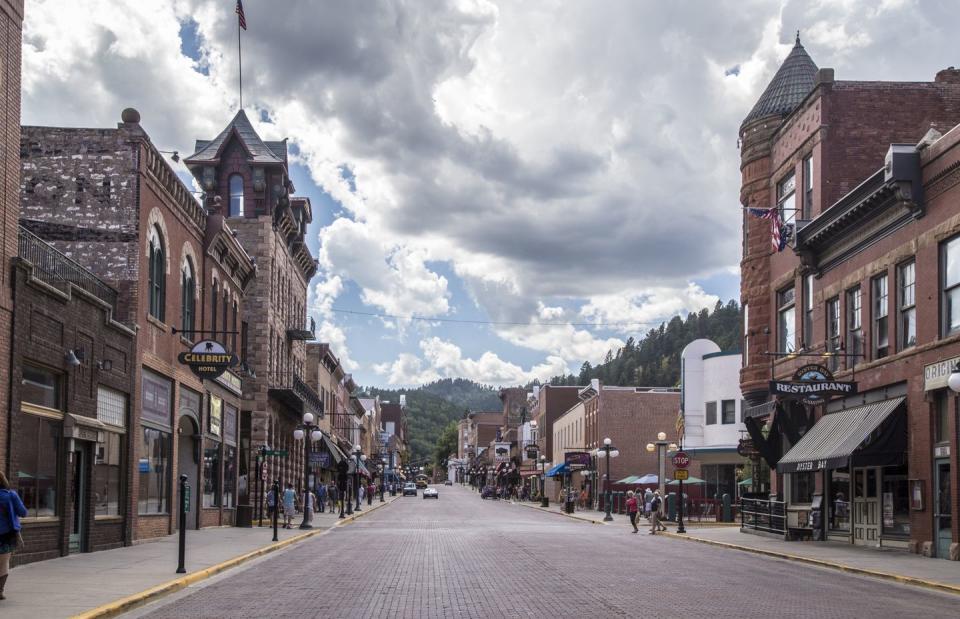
238;16;243;109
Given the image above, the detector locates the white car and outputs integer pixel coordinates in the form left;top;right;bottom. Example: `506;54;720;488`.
422;487;439;499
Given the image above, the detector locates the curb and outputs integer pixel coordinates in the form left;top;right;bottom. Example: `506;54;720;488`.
71;497;398;619
660;531;960;597
512;500;608;525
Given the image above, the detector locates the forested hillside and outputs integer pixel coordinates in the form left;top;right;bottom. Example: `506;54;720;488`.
420;378;501;411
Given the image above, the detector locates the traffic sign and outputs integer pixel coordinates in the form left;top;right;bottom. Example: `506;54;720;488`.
260;461;268;481
263;450;288;457
674;469;689;481
672;451;690;469
183;485;191;512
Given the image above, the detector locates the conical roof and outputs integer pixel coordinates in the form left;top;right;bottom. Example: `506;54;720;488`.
185;109;286;164
742;34;818;128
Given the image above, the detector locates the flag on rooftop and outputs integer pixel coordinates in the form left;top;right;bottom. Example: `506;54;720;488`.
236;0;247;30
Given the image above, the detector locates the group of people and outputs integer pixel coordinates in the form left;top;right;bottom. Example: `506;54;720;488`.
265;480;382;528
625;488;667;534
0;471;27;602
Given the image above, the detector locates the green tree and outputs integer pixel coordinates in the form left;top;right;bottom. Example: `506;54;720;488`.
433;421;459;469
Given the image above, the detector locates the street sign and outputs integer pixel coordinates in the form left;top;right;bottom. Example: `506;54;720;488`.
260;461;268;481
674;469;689;481
183;485;191;512
263;450;288;457
672;451;690;469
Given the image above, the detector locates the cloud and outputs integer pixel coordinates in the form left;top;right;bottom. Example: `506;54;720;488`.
579;284;721;335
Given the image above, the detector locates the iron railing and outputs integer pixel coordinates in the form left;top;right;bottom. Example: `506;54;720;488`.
293;373;324;418
18;226;118;311
740;497;786;535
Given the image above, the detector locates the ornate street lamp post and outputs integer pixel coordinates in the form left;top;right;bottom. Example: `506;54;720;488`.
596;437;619;522
646;432;678;527
353;444;364;512
539;455;549;507
292;412;322;530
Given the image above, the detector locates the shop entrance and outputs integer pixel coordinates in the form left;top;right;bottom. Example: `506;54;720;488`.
934;459;951;559
177;416;200;530
69;445;90;553
852;467;880;546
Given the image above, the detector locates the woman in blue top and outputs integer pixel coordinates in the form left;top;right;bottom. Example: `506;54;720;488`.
0;471;28;601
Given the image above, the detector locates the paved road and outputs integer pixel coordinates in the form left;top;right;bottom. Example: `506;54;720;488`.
132;485;959;618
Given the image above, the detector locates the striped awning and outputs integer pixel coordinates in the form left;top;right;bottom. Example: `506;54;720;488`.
777;397;905;474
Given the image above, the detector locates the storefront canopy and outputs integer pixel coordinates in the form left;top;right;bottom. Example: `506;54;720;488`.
777;397;906;474
616;476;639;484
321;435;345;464
545;463;569;477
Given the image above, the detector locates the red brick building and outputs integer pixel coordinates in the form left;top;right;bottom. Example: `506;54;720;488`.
530;385;582;463
739;36;960;558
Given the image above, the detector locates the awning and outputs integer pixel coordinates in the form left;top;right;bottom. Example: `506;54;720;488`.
616;476;639;484
321;435;345;464
519;468;541;477
545;463;569;477
777;397;906;474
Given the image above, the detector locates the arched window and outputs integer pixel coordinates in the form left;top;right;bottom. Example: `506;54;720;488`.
229;174;244;217
232;301;238;352
148;226;166;321
211;281;219;338
181;257;196;335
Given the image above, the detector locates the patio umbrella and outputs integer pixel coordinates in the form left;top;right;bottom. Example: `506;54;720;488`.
616;476;639;484
667;476;706;485
636;474;658;484
738;478;752;486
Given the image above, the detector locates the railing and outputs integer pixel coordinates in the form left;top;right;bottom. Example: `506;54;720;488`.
293;373;324;417
287;317;316;341
18;226;118;311
740;497;786;535
743;401;776;420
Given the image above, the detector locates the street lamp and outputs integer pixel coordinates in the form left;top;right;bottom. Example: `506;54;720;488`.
380;458;387;501
596;437;619;522
353;444;364;512
539;455;549;507
292;412;322;529
646;431;675;528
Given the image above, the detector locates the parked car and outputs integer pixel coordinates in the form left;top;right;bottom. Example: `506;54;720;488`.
415;479;428;489
444;480;453;486
403;482;417;496
481;485;498;499
423;487;439;499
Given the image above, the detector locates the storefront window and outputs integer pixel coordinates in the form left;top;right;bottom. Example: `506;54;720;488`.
209;395;223;438
790;471;814;504
934;391;950;445
829;468;850;531
203;445;221;508
882;464;910;536
22;364;61;410
18;413;61;517
94;432;122;516
223;445;237;509
139;427;170;514
701;464;737;501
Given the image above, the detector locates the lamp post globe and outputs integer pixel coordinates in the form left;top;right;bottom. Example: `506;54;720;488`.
949;366;960;393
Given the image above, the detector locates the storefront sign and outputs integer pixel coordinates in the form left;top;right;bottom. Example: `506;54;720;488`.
564;451;592;469
770;364;857;404
209;395;222;437
177;339;238;380
494;442;511;462
310;451;332;468
924;356;960;391
215;370;242;395
525;444;540;461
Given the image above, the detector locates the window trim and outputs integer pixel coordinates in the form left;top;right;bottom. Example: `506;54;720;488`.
802;154;813;221
825;296;840;372
777;285;796;353
147;225;166;322
846;286;862;367
181;257;196;337
872;273;889;360
228;174;244;217
803;274;814;350
942;235;960;337
897;259;916;351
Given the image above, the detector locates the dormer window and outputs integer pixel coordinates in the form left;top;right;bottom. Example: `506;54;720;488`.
229;174;244;217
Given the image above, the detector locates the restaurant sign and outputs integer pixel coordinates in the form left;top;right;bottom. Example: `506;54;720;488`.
924;356;960;391
770;364;857;404
178;340;238;380
564;451;592;469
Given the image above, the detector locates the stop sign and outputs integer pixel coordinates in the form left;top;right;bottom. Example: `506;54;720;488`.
672;451;690;469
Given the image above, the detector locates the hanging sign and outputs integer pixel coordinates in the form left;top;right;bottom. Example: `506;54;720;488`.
770;364;857;404
525;444;540;461
494;442;511;462
178;340;238;380
564;451;592;469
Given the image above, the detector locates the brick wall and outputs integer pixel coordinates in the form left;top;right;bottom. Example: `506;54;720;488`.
593;388;680;483
532;386;583;461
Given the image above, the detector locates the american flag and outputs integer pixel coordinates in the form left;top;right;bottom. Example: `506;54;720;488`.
675;409;685;442
236;0;247;30
748;207;785;252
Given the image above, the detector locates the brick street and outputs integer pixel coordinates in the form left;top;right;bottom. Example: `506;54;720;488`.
130;486;959;619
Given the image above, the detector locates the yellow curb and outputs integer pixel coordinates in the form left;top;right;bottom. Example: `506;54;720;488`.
512;500;608;525
660;531;960;597
71;497;399;619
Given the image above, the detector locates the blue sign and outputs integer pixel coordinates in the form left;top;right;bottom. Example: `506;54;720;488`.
138;459;150;473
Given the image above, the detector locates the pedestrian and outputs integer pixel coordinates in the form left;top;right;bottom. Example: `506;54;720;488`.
282;483;298;529
367;482;375;505
649;490;666;534
0;471;27;601
316;482;327;514
265;486;277;522
358;483;365;504
328;483;337;513
643;487;653;518
626;490;639;533
305;489;317;525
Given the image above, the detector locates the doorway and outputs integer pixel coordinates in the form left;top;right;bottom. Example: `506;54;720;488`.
853;467;880;546
178;416;200;530
69;446;89;553
934;459;951;559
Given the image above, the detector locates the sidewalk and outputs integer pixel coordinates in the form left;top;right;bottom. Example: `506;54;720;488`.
2;495;399;619
512;500;738;529
663;525;960;594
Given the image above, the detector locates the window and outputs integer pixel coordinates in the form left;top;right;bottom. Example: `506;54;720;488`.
777;171;796;225
222;290;229;345
826;297;840;372
790;471;814;504
141;369;172;427
777;285;796;353
148;225;165;321
802;155;813;220
209;394;223;437
97;386;126;427
705;401;717;425
803;274;814;349
229;174;244;217
882;464;910;536
181;258;196;336
22;364;61;410
898;260;916;350
224;404;238;443
139;427;170;514
721;400;736;424
203;445;221;508
943;236;960;336
18;414;61;517
829;468;850;531
846;286;862;366
872;274;888;359
241;321;249;364
94;432;122;516
211;281;218;341
232;301;238;352
743;303;749;367
223;445;237;509
935;391;950;444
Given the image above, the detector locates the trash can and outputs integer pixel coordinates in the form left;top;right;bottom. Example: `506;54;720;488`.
667;492;677;521
235;503;253;528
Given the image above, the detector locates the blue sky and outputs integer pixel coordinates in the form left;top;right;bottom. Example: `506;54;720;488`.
20;0;957;386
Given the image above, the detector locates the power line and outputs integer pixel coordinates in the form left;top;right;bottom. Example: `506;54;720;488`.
309;305;657;329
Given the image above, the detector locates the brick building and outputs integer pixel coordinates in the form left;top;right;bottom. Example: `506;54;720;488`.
0;0;24;476
10;227;135;565
738;36;960;558
20;110;255;541
380;401;408;484
530;385;583;463
185;110;321;513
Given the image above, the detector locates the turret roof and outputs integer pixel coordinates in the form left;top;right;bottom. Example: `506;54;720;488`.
185;109;286;164
742;34;818;128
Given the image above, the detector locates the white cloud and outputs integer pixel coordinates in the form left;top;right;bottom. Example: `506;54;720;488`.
579;284;720;335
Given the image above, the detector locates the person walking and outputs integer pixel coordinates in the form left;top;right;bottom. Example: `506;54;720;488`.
282;483;298;529
0;471;27;600
626;490;640;533
305;488;317;525
649;490;666;534
643;487;654;518
316;482;327;514
327;483;337;513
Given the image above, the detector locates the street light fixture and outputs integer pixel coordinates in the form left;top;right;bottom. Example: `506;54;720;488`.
539;455;549;507
646;431;674;530
353;443;363;512
292;412;322;530
596;437;619;522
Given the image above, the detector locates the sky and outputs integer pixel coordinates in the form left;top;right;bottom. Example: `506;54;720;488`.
19;0;959;387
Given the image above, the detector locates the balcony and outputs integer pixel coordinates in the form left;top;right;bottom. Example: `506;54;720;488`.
287;316;316;341
268;373;324;419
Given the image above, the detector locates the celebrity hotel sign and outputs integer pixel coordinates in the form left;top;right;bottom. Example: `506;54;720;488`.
770;364;857;403
178;339;238;380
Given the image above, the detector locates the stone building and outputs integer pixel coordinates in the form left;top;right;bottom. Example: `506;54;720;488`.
738;36;960;557
9;227;135;565
20;110;254;540
185;110;321;510
0;0;23;474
